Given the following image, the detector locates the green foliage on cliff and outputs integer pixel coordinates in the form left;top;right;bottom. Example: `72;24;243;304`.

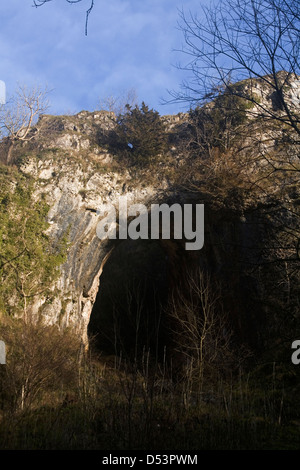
0;165;68;317
113;102;168;167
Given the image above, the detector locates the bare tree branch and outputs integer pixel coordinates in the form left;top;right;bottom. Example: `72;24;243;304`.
0;84;50;164
32;0;94;35
170;0;300;135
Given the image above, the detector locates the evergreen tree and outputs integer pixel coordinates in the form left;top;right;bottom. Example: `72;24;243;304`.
115;102;168;167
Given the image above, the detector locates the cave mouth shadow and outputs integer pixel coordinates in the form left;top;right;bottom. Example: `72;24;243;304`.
88;239;171;364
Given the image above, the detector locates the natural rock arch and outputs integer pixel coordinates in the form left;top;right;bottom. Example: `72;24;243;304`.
33;186;197;352
31;189;265;355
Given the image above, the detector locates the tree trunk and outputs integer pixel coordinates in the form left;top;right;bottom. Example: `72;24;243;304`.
6;139;14;165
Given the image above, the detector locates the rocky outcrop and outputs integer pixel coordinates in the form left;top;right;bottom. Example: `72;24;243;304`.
17;109;186;346
12;73;300;350
21;151;163;346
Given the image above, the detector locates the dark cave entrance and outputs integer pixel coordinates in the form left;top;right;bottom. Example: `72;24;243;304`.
88;239;171;362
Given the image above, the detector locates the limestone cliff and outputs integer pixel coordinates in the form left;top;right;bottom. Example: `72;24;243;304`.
1;74;299;352
19;125;159;344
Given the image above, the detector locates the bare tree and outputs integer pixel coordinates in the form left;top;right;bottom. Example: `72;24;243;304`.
168;269;237;401
168;0;300;213
0;84;49;164
172;0;300;137
0;318;80;412
98;88;138;116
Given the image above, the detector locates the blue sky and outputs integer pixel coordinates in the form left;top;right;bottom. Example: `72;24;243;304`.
0;0;209;117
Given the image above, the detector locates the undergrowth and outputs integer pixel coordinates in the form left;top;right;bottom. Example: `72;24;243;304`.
0;333;299;450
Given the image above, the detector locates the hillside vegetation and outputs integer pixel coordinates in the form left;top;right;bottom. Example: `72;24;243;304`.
0;73;299;450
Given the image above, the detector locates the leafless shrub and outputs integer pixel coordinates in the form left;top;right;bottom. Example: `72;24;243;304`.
0;317;81;412
167;269;246;399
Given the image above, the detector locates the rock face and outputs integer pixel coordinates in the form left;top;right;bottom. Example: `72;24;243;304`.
21;154;160;346
18;110;185;347
13;73;300;350
18;144;249;349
